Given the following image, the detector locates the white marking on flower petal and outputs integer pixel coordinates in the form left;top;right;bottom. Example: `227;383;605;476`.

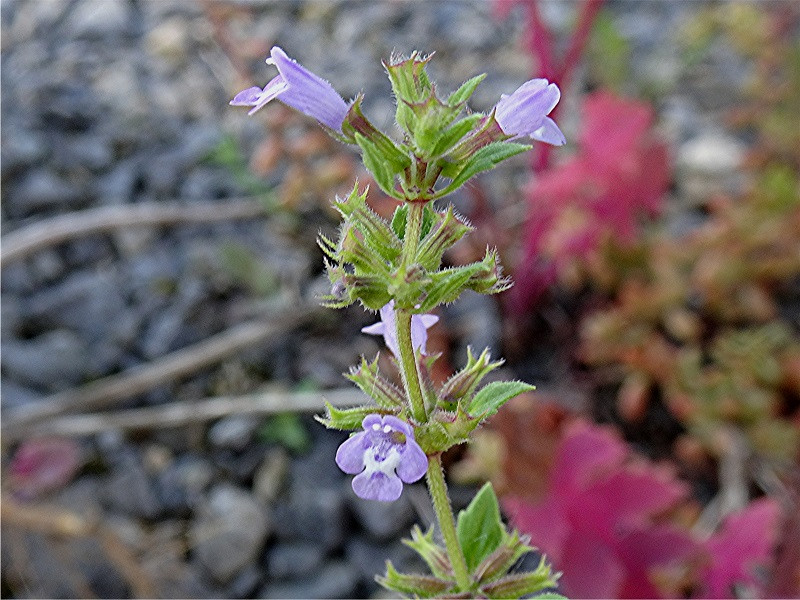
372;423;381;431
363;444;402;476
383;425;392;433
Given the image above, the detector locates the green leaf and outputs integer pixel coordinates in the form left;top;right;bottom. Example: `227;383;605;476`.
403;525;453;580
431;113;484;156
448;73;487;106
456;482;505;571
442;141;531;196
469;381;535;418
473;529;534;584
480;556;559;599
345;355;406;409
391;204;408;239
439;347;503;408
316;400;390;430
355;133;400;197
377;561;452;598
417;263;484;312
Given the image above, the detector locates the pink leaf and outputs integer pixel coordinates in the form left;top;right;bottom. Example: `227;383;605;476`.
550;420;626;495
559;530;625;599
505;420;694;599
8;437;83;499
700;497;781;598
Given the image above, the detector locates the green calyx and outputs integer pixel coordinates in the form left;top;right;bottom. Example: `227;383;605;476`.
335;52;532;203
318;184;509;314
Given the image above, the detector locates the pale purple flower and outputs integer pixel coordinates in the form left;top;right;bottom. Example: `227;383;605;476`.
336;414;427;501
230;46;349;132
361;300;439;358
494;78;566;146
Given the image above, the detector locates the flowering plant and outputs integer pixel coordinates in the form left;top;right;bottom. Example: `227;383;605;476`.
233;47;565;597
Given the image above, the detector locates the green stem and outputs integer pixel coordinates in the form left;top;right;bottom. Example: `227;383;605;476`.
397;201;427;423
427;454;471;591
396;310;428;423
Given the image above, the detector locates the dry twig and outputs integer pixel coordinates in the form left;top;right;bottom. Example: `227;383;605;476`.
1;495;157;598
0;198;267;266
2;308;316;434
7;387;365;440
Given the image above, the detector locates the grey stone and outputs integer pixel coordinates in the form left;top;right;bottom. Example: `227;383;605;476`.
24;269;129;345
190;484;270;583
677;132;749;204
140;307;185;359
1;294;21;338
56;133;114;171
226;564;263;599
67;0;132;39
0;378;45;410
253;448;289;503
273;487;346;552
104;451;162;519
29;249;64;283
10;169;83;214
0;127;48;177
96;159;141;204
259;560;359;600
345;536;423;584
265;541;325;580
1;329;89;389
348;483;416;540
208;415;261;451
158;454;216;512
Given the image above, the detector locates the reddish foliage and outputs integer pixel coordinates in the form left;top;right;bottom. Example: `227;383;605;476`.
701;497;781;599
8;437;83;499
503;420;694;598
511;91;669;312
503;421;783;598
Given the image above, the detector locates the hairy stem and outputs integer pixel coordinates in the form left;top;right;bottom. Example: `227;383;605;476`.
397;202;428;423
427;454;471;591
396;310;428;423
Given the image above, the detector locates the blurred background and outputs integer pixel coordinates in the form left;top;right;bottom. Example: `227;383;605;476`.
1;0;799;598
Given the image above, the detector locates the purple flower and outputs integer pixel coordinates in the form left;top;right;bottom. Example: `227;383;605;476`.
230;46;349;132
494;78;566;146
361;300;439;358
336;414;427;501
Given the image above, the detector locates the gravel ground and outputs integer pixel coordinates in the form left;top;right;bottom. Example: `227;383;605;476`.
1;0;751;598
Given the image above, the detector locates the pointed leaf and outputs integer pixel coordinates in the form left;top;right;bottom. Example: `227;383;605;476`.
469;381;535;418
377;561;452;598
456;482;505;571
432;113;484;156
448;73;487;106
403;525;454;580
315;400;391;430
442;141;531;195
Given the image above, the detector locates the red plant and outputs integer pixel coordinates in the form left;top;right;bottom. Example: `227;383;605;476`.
503;421;782;598
700;497;781;599
8;437;83;499
510;91;669;312
503;420;695;598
